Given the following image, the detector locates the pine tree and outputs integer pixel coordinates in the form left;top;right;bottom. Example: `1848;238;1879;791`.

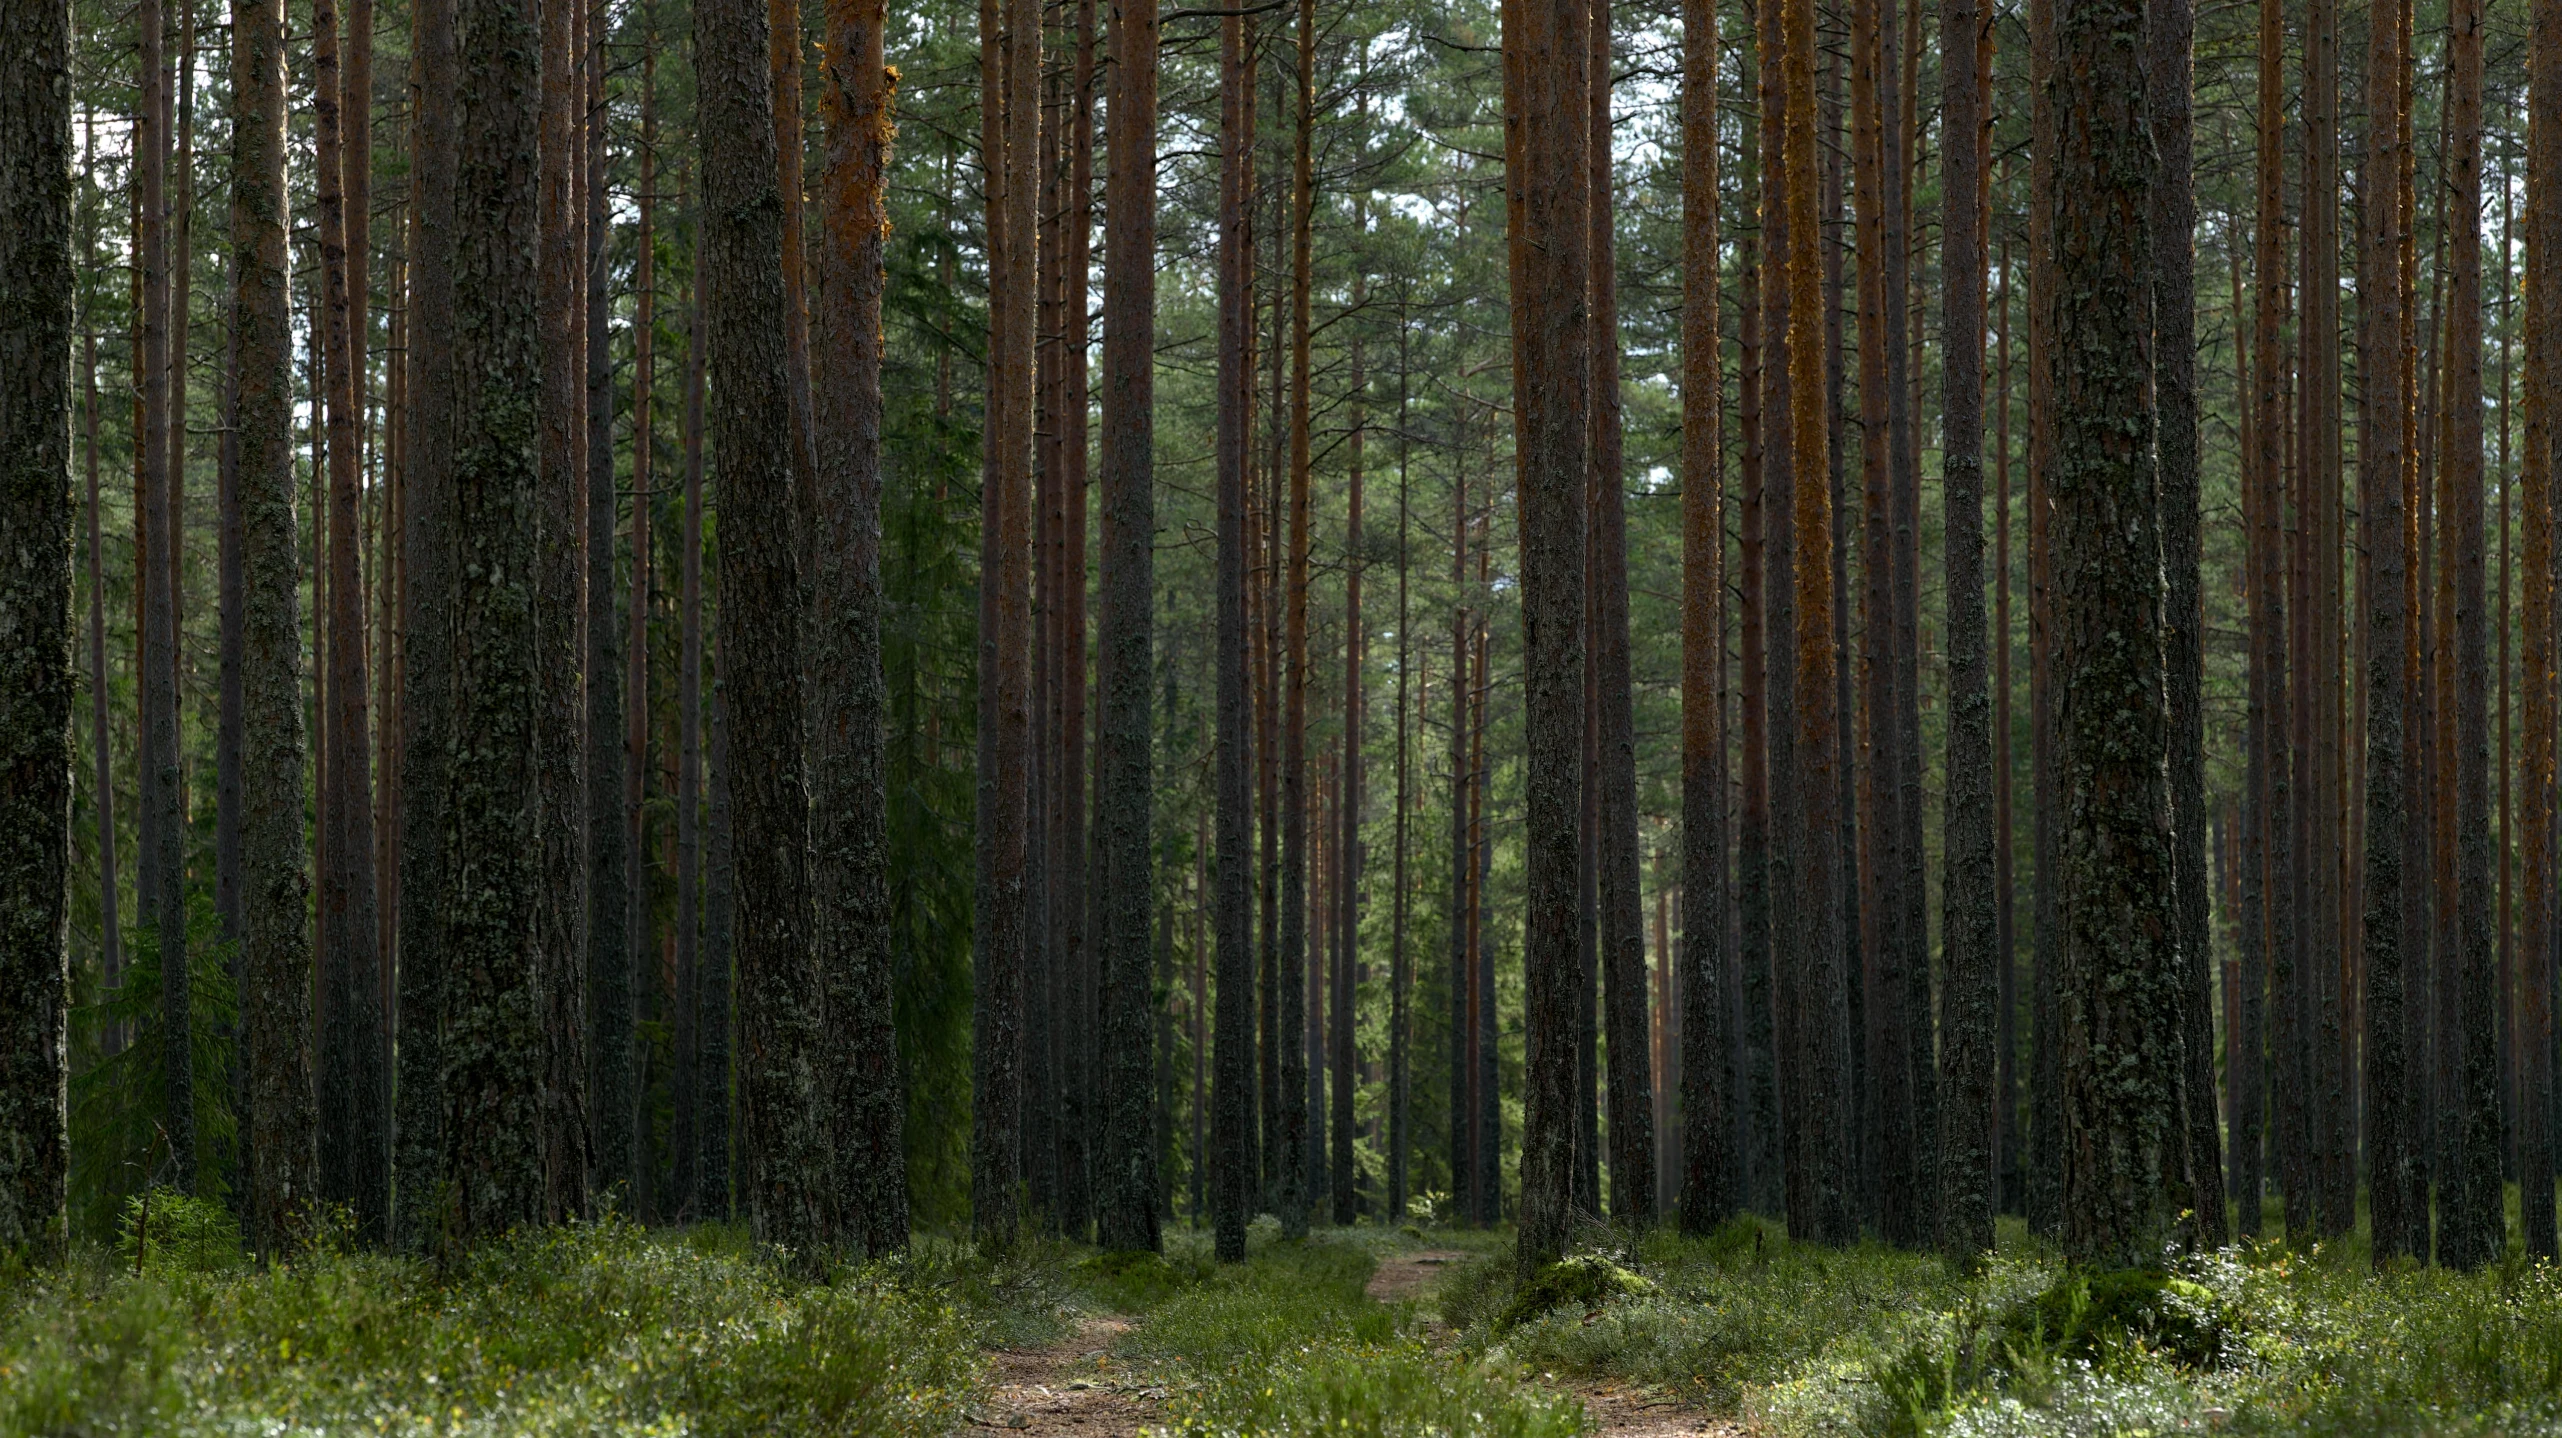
0;0;73;1258
1212;0;1257;1264
1678;0;1731;1232
1507;0;1593;1274
231;0;317;1258
813;0;906;1256
703;0;832;1256
2049;0;2184;1267
2523;0;2562;1264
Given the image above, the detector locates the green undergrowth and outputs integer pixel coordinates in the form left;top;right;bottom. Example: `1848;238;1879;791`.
1089;1221;1591;1437
0;1202;982;1437
1438;1213;2562;1437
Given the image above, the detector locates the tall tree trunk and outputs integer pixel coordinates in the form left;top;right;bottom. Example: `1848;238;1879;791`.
2147;0;2220;1246
314;0;388;1241
230;0;314;1256
2233;245;2266;1240
2249;0;2295;1247
1212;0;1255;1265
1277;0;1315;1240
811;0;904;1255
1783;0;1851;1246
2024;0;2059;1240
136;0;194;1190
700;589;735;1219
1334;311;1363;1228
1935;0;1995;1261
626;20;658;1223
2302;0;2350;1242
1506;0;1592;1271
2359;0;2416;1264
703;0;832;1256
439;0;551;1240
1678;0;1731;1231
1095;0;1161;1256
1389;305;1413;1222
1060;0;1100;1246
1735;59;1778;1216
0;0;72;1256
1852;0;1913;1245
586;0;634;1209
2050;0;2184;1266
674;198;706;1219
2447;0;2504;1266
393;0;457;1254
1589;0;1654;1227
2522;0;2562;1264
1995;231;2020;1216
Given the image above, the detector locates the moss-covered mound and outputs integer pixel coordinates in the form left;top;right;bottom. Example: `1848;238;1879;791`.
2001;1268;2227;1368
1495;1254;1656;1333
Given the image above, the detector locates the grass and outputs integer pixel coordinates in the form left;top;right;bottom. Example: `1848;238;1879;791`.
0;1197;981;1437
1438;1210;2562;1437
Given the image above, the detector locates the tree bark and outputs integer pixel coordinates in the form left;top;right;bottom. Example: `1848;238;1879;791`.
2248;0;2293;1248
1276;0;1314;1241
2301;0;2349;1243
1678;0;1730;1232
586;0;633;1209
2358;0;2415;1264
0;0;71;1256
1935;0;1996;1261
674;203;707;1219
2049;0;2184;1267
1505;0;1591;1272
2446;0;2504;1266
231;0;315;1258
702;0;833;1255
812;0;905;1256
440;0;552;1240
1212;0;1255;1265
2147;0;2221;1248
1095;0;1162;1255
393;0;458;1254
2522;0;2561;1263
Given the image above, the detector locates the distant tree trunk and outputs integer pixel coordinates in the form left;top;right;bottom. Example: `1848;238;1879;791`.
700;643;735;1218
812;0;905;1256
1095;0;1161;1256
2049;0;2185;1266
2232;248;2266;1241
1389;305;1413;1222
2446;0;2503;1267
1756;0;1808;1242
1735;64;1779;1219
2147;0;2221;1248
702;0;833;1255
1212;0;1255;1264
314;0;388;1240
90;330;125;1086
1886;0;1933;1248
1851;0;1913;1245
2024;0;2060;1241
586;0;634;1210
2522;0;2561;1264
0;0;72;1256
1934;0;1996;1261
1506;0;1592;1272
393;0;457;1254
135;0;194;1191
1994;232;2021;1217
1449;451;1473;1218
2301;0;2349;1243
2248;0;2292;1248
1277;0;1314;1240
440;0;551;1240
675;201;707;1220
1334;313;1363;1228
2358;0;2415;1264
1059;0;1100;1246
625;19;658;1222
1678;0;1732;1232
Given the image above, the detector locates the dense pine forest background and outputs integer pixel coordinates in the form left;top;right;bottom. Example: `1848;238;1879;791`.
13;0;2562;1270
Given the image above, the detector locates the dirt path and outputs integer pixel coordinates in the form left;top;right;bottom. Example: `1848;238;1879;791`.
1364;1249;1473;1304
965;1316;1160;1434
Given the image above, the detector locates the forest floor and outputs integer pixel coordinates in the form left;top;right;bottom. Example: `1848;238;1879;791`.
10;1188;2562;1435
